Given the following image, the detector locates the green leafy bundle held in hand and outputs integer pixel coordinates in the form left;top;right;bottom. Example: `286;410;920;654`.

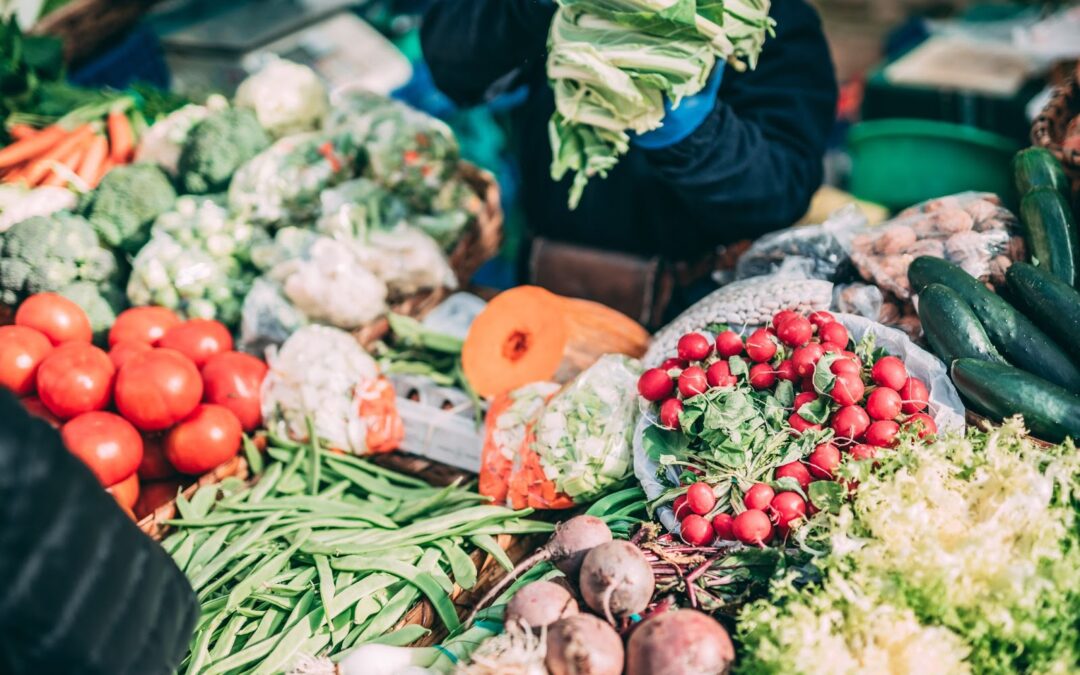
547;0;774;208
163;433;551;674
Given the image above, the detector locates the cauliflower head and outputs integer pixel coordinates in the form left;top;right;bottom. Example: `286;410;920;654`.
178;108;271;194
235;58;329;138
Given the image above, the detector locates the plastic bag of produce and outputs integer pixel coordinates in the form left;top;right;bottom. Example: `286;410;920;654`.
134;101;220;177
228;132;361;227
317;178;411;238
235;57;328;138
848;192;1023;300
735;205;867;282
352;223;458;299
480;355;642;509
239;277;309;355
261;325;404;454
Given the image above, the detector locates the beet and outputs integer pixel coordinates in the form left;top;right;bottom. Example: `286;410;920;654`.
626;609;735;675
579;541;654;624
545;613;624;675
504;580;578;631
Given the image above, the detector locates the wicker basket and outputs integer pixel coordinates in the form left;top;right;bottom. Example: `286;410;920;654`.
1031;65;1080;200
137;455;250;541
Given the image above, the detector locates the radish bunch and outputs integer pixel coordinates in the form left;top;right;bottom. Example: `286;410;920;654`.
638;310;936;548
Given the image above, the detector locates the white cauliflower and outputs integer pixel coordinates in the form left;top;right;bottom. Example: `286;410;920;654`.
235;58;329;138
351;224;458;298
134;98;226;177
0;185;77;232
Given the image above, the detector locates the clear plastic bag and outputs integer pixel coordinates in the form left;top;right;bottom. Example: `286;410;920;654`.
735;204;868;281
833;282;884;321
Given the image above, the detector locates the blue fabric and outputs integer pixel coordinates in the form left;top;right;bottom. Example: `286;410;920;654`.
68;24;170;90
633;64;725;150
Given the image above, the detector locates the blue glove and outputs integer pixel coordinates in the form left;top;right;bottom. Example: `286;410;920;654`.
634;64;724;150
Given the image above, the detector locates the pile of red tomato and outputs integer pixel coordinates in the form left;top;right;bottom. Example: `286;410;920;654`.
0;293;267;517
638;309;936;549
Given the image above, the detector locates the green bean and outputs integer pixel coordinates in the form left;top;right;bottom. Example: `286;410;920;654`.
283;589;315;632
329;574;396;621
226;530;309;611
248;593;295;611
172;532;199;571
161;530;188;555
323;458;423;501
186;610;226;675
372;624;432;647
314;554;334;628
353;588;390;626
321;450;430;488
250;607;324;675
202;632;279;675
186;525;235;577
319;479;351;501
305;417;321;496
331;558;460;631
234;607;263;619
275;473;306;495
434;539;478;590
247;462;282;504
341;623;366;651
249;608;283;645
330;549;424;572
266;432;302;450
357;586;419;642
226;498;397;528
190;513;284;591
166;512;271;528
242;435;264;475
334;571;354;593
470;534;513;572
198;551;264;603
275;446;307;492
189;484;221;519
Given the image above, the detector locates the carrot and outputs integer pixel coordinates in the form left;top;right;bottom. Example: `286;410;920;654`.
461;286;650;398
24;125;94;186
354;377;404;454
107;109;133;164
0;125;69;169
77;135;110;188
41;143;87;187
8;124;38;141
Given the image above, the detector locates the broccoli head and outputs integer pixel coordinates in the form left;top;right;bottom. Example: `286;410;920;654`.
81;163;177;253
59;281;125;343
178;108;271;195
0;212;121;306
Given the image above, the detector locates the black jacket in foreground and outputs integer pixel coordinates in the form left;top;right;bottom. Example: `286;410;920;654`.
421;0;838;261
0;390;196;675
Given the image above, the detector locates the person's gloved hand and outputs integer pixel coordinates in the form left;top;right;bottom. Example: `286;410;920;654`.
634;64;725;150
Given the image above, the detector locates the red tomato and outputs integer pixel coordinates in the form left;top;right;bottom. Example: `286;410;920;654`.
159;319;233;367
136;479;183;519
61;411;143;486
200;351;268;432
165;404;242;474
15;293;92;345
106;472;141;511
21;396;61;427
0;325;52;395
36;343;115;420
137;433;175;480
115;349;203;431
108;340;153;370
109;306;182;346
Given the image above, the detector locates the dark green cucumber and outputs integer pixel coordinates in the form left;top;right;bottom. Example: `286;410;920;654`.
909;256;1080;391
1005;261;1080;365
1020;187;1080;287
917;283;1004;365
1013;147;1070;199
951;358;1080;443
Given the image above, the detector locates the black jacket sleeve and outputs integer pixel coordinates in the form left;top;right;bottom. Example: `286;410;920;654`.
0;391;197;675
643;0;838;240
420;0;556;106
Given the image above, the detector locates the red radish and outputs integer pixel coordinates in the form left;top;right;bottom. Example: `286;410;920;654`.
659;398;683;430
770;492;807;527
775;359;798;382
777;316;813;347
871;356;907;390
638;368;674;402
715;330;744;357
866;387;902;421
904;413;937;438
706;361;734;388
744;483;775;511
732;509;773;545
745;329;777;363
677;333;713;361
849;443;877;461
819;322;849;347
900;377;929;414
672;495;691;520
775;461;811;491
660;357;687;372
865;420;900;447
794;391;817;410
791;343;825;378
831;405;870;440
788;413;821;434
821;342;843;353
680;514;714;546
830;357;860;376
712;513;735;540
686;482;716;515
808;443;841;479
830;372;865;406
809;311;835;328
773;310;799;327
801;377;817;393
748;363;777;389
678;367;708;398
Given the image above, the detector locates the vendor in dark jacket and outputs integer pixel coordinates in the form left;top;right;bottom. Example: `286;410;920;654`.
421;0;837;321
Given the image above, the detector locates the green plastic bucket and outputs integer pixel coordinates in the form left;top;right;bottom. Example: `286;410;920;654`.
848;119;1020;211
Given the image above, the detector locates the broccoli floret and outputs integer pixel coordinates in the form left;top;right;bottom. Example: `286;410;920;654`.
81;163;177;253
178;108;270;195
59;281;124;343
0;213;121;306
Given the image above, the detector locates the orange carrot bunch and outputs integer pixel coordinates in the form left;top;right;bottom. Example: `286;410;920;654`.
0;108;136;189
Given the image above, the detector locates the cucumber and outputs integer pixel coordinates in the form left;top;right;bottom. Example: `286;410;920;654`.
1013;147;1070;199
951;359;1080;443
1020;187;1080;287
909;256;1080;391
1005;261;1080;365
916;283;1004;365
